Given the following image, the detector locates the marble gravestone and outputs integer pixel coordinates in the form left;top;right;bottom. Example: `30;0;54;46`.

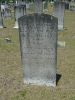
53;1;65;30
34;0;43;13
44;0;48;10
1;4;10;18
0;5;4;28
1;4;6;18
13;4;26;28
69;1;75;11
18;14;58;87
4;5;11;18
16;0;26;5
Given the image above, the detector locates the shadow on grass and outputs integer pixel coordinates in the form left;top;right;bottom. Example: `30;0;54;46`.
56;74;62;85
4;26;7;28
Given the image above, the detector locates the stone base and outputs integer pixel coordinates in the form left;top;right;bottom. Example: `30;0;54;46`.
57;41;65;47
0;25;4;28
43;9;48;12
58;25;63;30
24;79;56;87
13;21;19;29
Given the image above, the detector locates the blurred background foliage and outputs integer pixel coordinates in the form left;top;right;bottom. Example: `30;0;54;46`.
0;0;72;3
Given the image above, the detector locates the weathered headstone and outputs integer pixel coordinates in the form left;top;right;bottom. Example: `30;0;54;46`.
16;0;26;5
1;4;5;18
44;0;48;9
0;5;4;28
43;1;48;13
53;1;65;30
69;1;75;11
65;2;69;10
34;0;43;13
5;5;11;18
15;0;22;4
13;4;26;28
1;4;11;18
18;14;58;87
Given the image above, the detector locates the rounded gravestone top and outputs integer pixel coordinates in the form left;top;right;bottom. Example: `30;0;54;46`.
18;13;58;23
14;4;26;8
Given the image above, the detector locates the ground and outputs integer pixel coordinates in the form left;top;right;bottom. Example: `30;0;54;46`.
0;5;75;100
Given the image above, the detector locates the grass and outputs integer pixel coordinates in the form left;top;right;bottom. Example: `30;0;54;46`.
0;4;75;100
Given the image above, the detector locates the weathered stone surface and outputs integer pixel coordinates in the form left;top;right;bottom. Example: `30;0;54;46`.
69;2;75;11
53;1;65;30
14;4;26;28
0;5;4;28
34;0;43;13
18;14;58;87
